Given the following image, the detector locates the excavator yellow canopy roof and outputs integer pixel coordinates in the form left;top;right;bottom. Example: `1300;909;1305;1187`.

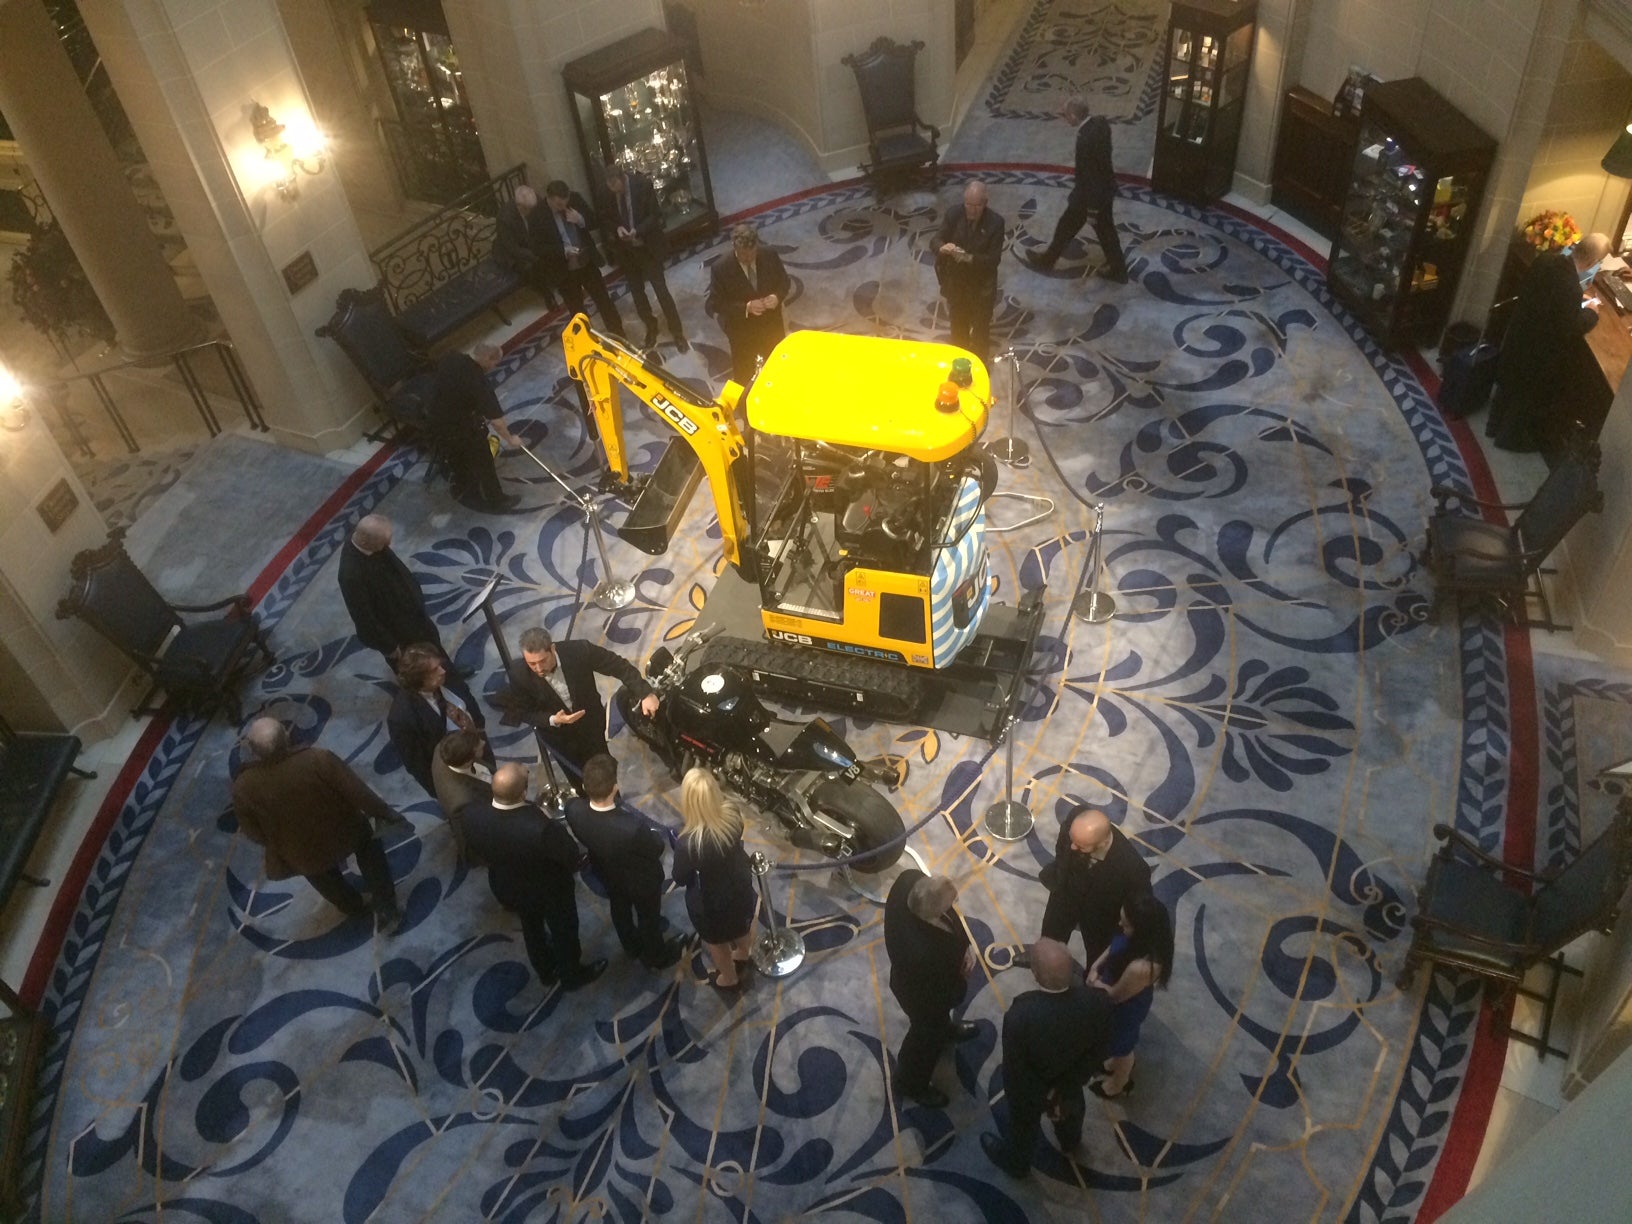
747;330;990;462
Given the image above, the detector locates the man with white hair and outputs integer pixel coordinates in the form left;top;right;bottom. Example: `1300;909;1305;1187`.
493;183;559;308
981;937;1113;1178
883;867;979;1108
231;717;402;928
1023;96;1128;283
1487;230;1610;453
337;513;468;682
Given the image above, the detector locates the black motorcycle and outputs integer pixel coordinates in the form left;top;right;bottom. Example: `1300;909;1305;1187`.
616;627;907;872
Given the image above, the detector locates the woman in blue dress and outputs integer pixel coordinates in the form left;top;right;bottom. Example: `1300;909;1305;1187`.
1085;893;1173;1098
673;767;758;993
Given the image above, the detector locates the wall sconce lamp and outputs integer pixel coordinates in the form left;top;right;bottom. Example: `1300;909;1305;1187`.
251;101;327;201
1602;123;1632;178
0;363;29;432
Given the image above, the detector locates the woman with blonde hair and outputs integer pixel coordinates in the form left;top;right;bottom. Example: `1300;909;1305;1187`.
674;766;758;991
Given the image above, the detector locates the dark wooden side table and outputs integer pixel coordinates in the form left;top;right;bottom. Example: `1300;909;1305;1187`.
0;978;45;1220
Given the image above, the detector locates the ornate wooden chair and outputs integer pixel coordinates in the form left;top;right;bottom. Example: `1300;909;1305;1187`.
316;285;439;442
56;529;273;724
841;36;940;190
1396;800;1632;1057
1425;438;1602;629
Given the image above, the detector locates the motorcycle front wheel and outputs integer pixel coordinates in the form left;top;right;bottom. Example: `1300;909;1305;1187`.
809;777;906;873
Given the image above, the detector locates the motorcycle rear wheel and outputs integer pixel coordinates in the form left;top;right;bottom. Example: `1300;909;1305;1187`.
809;777;905;873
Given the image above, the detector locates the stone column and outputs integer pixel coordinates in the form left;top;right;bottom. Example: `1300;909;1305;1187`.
1232;0;1313;203
0;0;199;363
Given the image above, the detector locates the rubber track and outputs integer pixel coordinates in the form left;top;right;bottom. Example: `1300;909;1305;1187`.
701;635;928;721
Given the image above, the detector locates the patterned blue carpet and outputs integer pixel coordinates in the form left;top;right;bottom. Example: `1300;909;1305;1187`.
20;163;1591;1223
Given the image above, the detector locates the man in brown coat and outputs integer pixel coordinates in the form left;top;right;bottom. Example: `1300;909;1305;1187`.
231;717;402;928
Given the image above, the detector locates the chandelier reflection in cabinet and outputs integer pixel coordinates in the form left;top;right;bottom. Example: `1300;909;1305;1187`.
366;0;490;205
563;28;718;240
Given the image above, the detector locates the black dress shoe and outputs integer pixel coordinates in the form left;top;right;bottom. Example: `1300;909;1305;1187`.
979;1131;1029;1178
371;905;401;933
902;1084;949;1109
477;492;521;513
673;334;690;353
951;1021;981;1043
1023;251;1056;272
562;958;608;990
642;322;660;349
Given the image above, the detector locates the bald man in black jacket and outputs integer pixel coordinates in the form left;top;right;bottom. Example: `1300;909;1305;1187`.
1037;806;1151;970
463;764;607;989
982;937;1113;1177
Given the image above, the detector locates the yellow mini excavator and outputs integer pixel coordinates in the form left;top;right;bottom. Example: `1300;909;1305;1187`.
562;314;1041;737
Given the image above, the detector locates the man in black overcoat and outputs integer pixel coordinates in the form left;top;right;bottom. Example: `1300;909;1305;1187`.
426;343;521;513
336;515;479;704
463;763;607;989
935;179;1006;362
564;754;680;969
884;869;978;1108
535;179;625;336
1023;96;1128;282
981;937;1113;1178
596;165;687;352
1036;806;1151;970
705;223;790;383
496;626;657;776
1488;231;1607;453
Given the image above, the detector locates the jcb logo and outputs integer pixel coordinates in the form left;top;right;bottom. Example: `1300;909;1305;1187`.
652;393;698;436
769;629;814;646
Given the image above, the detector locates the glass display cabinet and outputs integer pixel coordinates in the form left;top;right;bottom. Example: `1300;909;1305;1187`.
562;28;717;241
1327;77;1496;349
366;0;490;204
1152;0;1257;203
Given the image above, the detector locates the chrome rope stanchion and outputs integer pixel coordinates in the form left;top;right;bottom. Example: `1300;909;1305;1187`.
982;710;1035;841
988;349;1030;468
1068;502;1116;626
749;851;805;977
516;442;636;611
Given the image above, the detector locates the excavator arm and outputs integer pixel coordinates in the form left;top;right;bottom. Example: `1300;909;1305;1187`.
561;313;753;572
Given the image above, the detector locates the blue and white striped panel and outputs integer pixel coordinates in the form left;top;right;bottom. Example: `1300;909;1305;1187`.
930;475;991;665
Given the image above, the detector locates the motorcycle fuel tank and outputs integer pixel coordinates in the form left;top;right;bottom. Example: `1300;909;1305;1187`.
673;664;770;744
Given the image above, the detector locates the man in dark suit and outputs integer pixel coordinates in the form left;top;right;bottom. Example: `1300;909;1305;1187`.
1035;806;1151;970
426;343;521;514
386;644;487;797
536;179;625;336
884;869;978;1108
1488;231;1607;453
935;179;1006;362
981;937;1113;1178
493;184;559;308
431;729;490;862
1023;96;1128;283
231;717;402;928
497;626;656;776
564;754;680;969
464;763;607;989
597;165;687;352
705;223;790;383
336;514;477;700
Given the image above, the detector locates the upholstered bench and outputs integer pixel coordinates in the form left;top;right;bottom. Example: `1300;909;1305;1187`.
394;256;523;349
0;715;94;908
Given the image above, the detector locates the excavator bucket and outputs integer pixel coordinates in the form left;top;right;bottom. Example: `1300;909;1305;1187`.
617;435;704;556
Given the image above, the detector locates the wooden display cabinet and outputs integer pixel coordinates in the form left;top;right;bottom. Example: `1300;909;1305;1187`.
1326;77;1495;349
562;27;718;242
1152;0;1257;203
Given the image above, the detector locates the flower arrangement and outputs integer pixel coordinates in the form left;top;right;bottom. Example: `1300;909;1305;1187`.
1520;210;1582;252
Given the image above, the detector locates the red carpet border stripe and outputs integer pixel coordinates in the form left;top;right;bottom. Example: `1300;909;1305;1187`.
1403;349;1533;1220
18;442;399;1010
